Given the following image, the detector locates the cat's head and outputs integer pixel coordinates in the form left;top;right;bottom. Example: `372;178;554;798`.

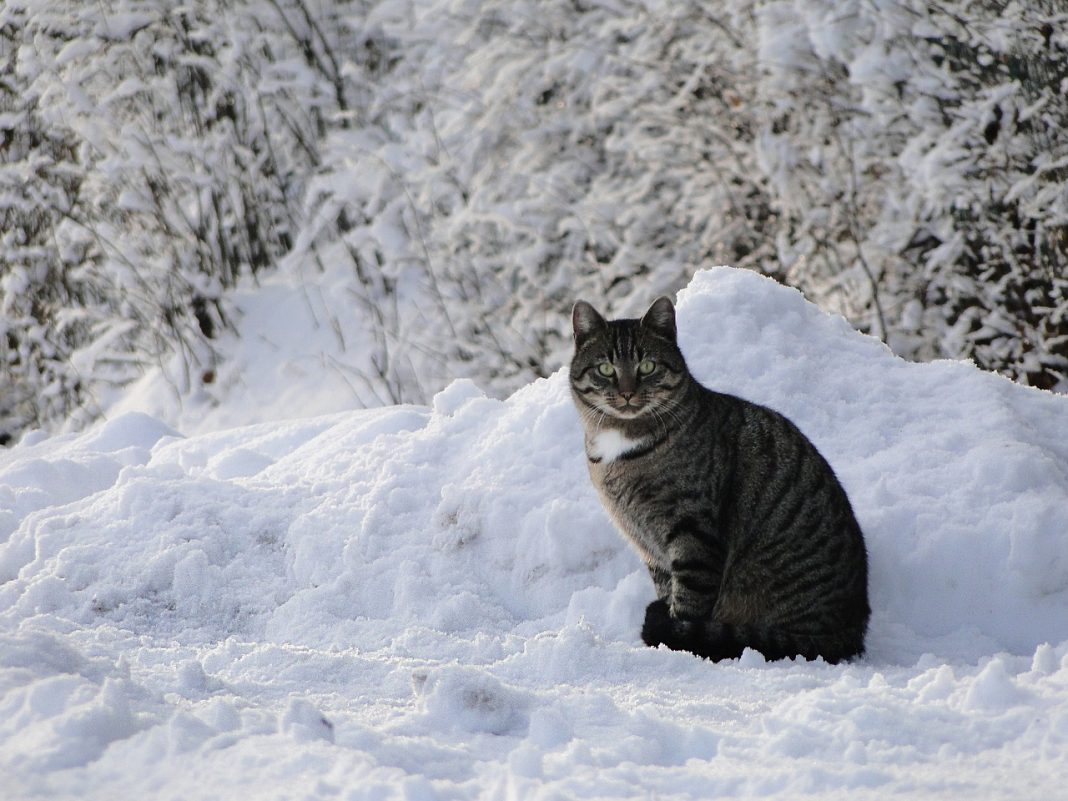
569;297;688;421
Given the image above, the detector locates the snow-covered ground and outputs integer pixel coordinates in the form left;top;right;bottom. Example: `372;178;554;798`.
3;267;1068;799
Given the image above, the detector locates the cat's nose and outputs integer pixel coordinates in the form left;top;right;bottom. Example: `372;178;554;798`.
619;391;635;402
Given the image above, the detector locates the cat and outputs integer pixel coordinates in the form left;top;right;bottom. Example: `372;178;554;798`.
569;296;869;663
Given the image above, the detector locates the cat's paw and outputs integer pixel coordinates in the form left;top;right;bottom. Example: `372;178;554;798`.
642;600;704;653
641;599;674;647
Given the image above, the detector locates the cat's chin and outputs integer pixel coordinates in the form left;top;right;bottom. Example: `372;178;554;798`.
607;405;649;420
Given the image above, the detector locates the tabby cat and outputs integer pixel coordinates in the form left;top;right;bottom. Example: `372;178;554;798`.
570;297;869;663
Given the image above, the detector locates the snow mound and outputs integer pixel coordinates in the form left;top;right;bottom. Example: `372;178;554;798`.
2;267;1067;799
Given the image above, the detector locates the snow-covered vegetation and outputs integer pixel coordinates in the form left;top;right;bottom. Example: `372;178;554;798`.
3;269;1068;798
2;0;1066;443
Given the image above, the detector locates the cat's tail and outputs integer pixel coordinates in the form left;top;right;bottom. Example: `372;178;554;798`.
642;600;865;664
696;620;865;664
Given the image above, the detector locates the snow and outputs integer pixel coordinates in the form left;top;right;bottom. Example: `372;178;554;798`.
106;252;401;434
3;266;1068;799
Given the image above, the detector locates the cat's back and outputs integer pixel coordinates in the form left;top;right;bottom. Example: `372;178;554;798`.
717;388;858;517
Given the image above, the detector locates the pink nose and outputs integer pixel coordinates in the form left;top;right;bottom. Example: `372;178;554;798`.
620;392;635;402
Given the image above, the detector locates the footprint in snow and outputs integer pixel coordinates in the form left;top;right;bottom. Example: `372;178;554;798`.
414;665;531;736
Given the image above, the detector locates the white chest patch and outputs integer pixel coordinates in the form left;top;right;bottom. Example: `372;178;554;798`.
588;429;642;463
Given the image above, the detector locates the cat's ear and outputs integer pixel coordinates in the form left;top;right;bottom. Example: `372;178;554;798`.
641;297;676;340
572;300;606;345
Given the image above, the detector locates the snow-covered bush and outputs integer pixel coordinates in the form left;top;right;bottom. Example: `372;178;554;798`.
1;0;338;439
299;0;1066;403
748;0;1068;388
297;0;775;401
0;44;93;441
2;0;1065;442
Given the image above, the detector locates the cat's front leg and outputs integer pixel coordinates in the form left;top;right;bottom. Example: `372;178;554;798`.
641;566;678;648
643;522;723;650
666;521;723;623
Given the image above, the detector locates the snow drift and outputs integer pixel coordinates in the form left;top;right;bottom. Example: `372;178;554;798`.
2;267;1067;799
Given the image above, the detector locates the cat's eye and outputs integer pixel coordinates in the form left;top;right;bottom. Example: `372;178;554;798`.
597;362;616;377
638;359;656;375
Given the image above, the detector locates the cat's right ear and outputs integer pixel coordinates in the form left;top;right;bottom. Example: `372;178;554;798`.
572;300;606;346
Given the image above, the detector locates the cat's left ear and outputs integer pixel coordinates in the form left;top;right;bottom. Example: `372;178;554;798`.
641;297;676;340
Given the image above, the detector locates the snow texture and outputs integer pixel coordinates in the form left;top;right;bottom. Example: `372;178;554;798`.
2;268;1068;799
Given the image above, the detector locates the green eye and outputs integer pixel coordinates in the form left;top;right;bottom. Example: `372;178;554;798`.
597;362;616;377
638;359;656;375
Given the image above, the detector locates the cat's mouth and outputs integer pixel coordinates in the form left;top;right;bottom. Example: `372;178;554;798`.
610;400;646;418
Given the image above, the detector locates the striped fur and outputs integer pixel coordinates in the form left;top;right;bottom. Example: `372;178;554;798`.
570;297;870;663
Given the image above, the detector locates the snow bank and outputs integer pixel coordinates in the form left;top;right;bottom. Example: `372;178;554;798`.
674;270;1068;657
2;267;1067;799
